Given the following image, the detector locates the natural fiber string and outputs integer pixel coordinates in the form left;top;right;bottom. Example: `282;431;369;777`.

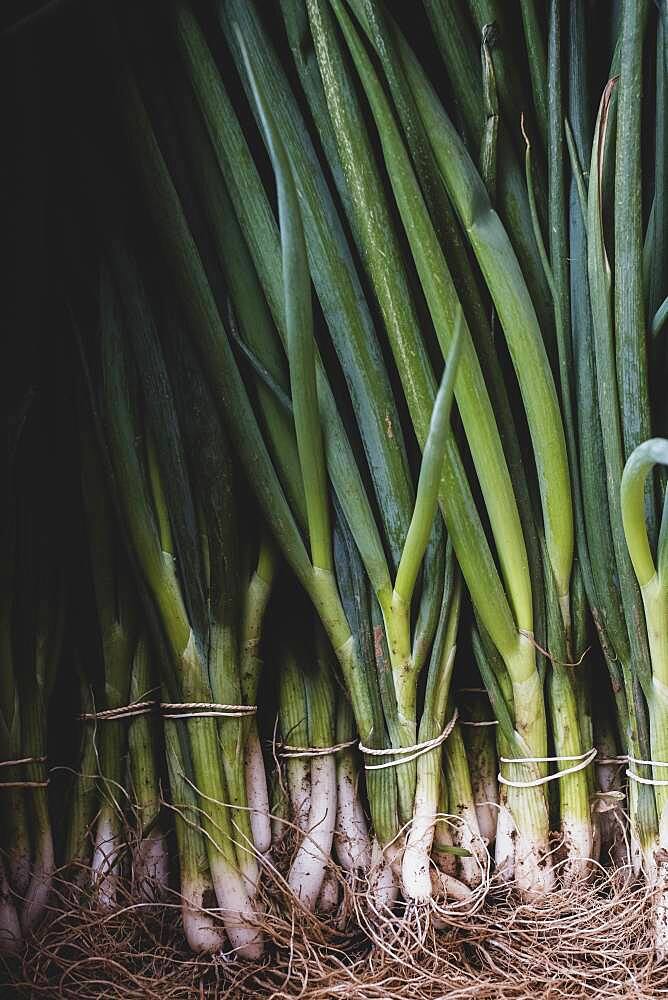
160;702;257;719
498;746;597;789
80;701;157;721
0;755;49;789
627;755;668;787
518;628;590;668
591;789;626;813
274;737;358;759
459;719;499;727
80;701;257;721
359;709;458;771
0;755;46;768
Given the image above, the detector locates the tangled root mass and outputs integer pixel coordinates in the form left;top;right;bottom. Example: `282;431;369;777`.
3;862;668;999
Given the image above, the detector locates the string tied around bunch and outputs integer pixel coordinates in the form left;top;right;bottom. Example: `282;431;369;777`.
80;701;257;722
0;755;49;789
273;737;358;759
79;701;157;722
498;746;597;789
359;709;458;771
160;702;257;719
626;756;668;787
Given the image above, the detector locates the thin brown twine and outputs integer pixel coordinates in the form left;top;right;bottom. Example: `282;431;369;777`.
80;701;257;721
160;702;257;719
459;719;499;727
518;628;590;667
0;755;48;788
79;701;157;721
359;708;458;771
274;737;358;759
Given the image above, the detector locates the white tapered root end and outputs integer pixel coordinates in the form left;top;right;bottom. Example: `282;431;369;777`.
210;856;264;960
402;810;436;904
181;875;226;955
559;817;593;884
21;830;55;933
287;756;337;911
245;731;272;855
90;813;122;913
0;861;21;954
135;826;170;900
494;805;516;883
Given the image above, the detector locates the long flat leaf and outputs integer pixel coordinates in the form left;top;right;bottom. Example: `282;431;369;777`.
239;29;332;574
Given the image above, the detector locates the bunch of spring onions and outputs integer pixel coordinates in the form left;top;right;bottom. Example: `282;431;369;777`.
1;0;667;969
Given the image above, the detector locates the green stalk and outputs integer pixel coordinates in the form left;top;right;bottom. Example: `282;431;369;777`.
621;441;668;844
333;513;399;852
241;39;331;577
615;0;652;473
170;2;392;603
403;557;460;900
395;23;573;613
566;0;630;699
64;675;98;879
222;0;414;572
443;716;484;888
170;83;306;526
336;0;556;891
128;635;167;897
277;0;356;227
418;0;554;338
466;0;540;155
99;264;261;958
240;538;275;856
329;0;532;635
543;540;592;876
286;628;337;909
546;0;582;629
520;0;549;151
81;419;136;911
653;297;668;340
587;79;657;860
343;0;548;664
279;640;311;833
538;0;593;870
238;26;407;847
461;691;499;846
245;4;459;835
644;3;668;325
166;325;258;888
472;625;518;879
105;23;389;863
321;0;490;351
163;713;224;954
480;23;499;201
381;324;463;816
333;693;371;874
